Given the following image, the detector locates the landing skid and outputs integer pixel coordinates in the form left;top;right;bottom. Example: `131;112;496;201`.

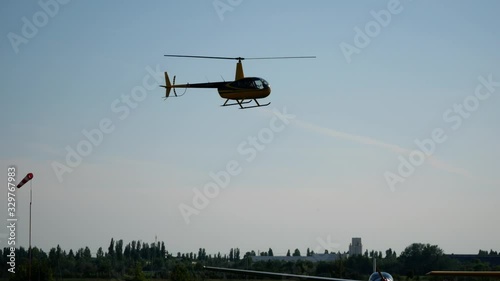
221;99;270;109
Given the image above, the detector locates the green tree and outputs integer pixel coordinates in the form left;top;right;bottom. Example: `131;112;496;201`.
268;248;274;256
95;247;107;277
344;254;371;279
48;247;58;270
131;262;147;281
97;247;104;258
64;249;76;277
141;242;149;260
135;240;142;260
171;263;191;281
316;261;335;276
115;239;124;260
478;250;488;256
108;238;115;255
333;257;346;278
161;242;166;258
83;246;92;260
386;248;393;259
293;249;301;256
10;259;54;281
399;243;454;275
245;250;256;257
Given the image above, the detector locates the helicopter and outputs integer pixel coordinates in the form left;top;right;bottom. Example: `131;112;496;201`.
160;55;315;109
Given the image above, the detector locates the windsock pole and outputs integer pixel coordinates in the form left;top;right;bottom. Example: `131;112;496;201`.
17;173;34;281
29;180;32;281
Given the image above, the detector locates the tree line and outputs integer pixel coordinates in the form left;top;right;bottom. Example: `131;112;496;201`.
1;239;499;281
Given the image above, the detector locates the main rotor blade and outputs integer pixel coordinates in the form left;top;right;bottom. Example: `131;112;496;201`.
164;55;316;61
164;55;243;60
245;56;316;60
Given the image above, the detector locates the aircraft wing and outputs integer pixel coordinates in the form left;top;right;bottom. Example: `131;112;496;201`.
204;266;362;281
427;271;500;277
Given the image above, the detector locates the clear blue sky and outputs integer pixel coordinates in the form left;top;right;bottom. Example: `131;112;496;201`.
1;0;499;257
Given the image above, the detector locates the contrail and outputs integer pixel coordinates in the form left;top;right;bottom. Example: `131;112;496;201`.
260;107;498;184
292;119;471;178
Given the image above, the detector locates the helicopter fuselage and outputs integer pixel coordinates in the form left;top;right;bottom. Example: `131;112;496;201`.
172;77;271;100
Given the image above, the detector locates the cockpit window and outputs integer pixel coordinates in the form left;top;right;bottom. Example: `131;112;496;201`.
254;80;264;89
232;78;268;89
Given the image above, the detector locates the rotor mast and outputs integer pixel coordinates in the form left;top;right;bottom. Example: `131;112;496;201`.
235;59;244;80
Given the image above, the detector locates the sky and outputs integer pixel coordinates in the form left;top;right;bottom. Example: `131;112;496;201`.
1;0;499;258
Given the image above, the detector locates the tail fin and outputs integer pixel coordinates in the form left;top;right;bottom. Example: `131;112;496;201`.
160;72;172;98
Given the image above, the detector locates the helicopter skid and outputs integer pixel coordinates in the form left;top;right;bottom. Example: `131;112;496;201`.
221;99;270;109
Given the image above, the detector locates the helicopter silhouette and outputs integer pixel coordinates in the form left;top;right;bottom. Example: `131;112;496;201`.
160;55;315;109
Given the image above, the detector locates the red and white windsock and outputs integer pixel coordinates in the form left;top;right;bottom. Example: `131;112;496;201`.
17;173;34;188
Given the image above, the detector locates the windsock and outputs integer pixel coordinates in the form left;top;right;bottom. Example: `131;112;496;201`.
17;173;34;188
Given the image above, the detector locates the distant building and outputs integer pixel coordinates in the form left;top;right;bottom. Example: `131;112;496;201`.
447;254;500;266
251;253;342;263
349;238;362;256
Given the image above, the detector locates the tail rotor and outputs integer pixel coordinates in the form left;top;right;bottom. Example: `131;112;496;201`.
160;72;186;100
